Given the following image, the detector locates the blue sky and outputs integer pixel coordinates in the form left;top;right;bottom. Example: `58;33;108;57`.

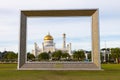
0;0;120;52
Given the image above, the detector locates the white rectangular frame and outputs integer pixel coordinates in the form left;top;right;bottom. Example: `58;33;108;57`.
18;9;101;70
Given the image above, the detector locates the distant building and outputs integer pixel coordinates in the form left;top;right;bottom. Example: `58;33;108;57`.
32;33;72;57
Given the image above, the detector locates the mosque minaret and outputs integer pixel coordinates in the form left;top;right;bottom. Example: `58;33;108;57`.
32;33;72;57
63;33;66;49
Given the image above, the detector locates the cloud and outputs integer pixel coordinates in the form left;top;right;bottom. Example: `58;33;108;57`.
0;0;120;11
100;18;120;36
100;40;120;49
0;0;120;52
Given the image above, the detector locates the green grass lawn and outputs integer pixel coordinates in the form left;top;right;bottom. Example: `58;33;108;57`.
0;63;120;80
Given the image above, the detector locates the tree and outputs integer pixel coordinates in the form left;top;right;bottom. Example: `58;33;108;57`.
1;51;7;59
27;52;35;61
73;50;85;61
62;52;70;60
0;52;2;59
62;53;70;58
38;52;49;61
52;50;62;60
3;51;17;62
4;51;17;59
86;51;91;60
100;52;104;63
111;48;120;63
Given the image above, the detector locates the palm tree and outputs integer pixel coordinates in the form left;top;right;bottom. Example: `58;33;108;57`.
111;48;120;63
73;50;85;61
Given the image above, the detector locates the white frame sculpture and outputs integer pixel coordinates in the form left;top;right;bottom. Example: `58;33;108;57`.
18;9;101;70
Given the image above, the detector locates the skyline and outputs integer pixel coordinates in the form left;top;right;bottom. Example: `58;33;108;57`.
0;0;120;52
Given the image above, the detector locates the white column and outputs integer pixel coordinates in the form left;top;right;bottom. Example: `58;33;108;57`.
85;53;88;60
103;50;106;62
42;42;44;52
63;33;66;49
34;42;38;57
53;43;55;52
68;43;72;55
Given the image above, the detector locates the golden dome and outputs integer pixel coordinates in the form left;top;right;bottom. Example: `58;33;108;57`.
44;33;53;40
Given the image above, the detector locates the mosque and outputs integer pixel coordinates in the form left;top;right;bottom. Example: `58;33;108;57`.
32;33;72;57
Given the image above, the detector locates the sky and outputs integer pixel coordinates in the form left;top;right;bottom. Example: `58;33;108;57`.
27;17;92;52
0;0;120;52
